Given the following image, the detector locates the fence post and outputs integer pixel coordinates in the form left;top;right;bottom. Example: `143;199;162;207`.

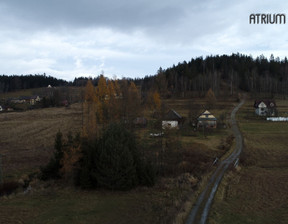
0;154;3;184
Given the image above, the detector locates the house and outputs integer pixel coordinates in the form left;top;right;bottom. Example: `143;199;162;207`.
162;109;183;129
0;105;3;112
197;110;217;129
254;100;277;116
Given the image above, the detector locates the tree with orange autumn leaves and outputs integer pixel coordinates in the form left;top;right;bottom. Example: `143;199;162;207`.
146;90;162;112
83;79;98;139
82;75;143;131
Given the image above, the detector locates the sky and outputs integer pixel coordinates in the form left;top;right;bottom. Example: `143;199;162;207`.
0;0;287;81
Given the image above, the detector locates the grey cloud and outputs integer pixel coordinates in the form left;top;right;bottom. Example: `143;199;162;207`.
1;0;287;79
2;0;189;31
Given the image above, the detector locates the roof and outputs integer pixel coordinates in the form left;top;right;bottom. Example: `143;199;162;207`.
198;110;217;121
254;100;276;108
133;117;147;125
163;109;183;121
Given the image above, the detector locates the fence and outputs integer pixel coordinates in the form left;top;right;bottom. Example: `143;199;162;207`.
267;117;288;122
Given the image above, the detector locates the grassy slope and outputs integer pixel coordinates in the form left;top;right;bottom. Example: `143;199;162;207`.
0;94;236;224
209;99;288;224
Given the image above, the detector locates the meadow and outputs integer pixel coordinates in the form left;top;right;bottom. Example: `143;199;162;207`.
209;99;288;224
0;103;83;180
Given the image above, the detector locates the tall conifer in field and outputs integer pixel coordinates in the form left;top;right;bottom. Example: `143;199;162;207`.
83;79;98;139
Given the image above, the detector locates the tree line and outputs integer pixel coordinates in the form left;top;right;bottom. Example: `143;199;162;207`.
0;74;68;92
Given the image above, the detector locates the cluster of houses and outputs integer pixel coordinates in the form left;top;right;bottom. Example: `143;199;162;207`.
161;109;217;130
143;98;278;132
132;109;218;132
0;95;41;112
9;95;41;105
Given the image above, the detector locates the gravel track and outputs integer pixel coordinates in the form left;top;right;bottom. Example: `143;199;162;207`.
185;100;245;224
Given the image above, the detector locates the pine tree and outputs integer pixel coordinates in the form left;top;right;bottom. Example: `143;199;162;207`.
95;75;108;124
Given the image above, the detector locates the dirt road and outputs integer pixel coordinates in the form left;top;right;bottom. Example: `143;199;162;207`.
185;100;245;224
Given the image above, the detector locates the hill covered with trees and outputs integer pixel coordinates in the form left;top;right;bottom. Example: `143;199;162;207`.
2;53;288;98
139;53;288;98
0;74;69;93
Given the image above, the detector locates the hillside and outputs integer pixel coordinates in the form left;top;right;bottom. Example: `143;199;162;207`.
139;53;288;98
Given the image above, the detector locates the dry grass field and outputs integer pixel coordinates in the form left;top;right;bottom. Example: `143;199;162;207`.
209;99;288;224
0;104;83;180
0;93;237;224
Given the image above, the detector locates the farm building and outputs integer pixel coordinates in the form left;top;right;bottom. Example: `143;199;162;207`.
197;110;217;129
162;109;183;129
254;100;277;116
133;117;148;128
0;105;3;111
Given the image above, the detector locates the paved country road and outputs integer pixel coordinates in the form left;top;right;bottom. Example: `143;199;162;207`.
185;99;245;224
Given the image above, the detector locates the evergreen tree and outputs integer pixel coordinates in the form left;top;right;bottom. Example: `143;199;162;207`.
94;124;138;190
40;131;64;180
76;123;156;190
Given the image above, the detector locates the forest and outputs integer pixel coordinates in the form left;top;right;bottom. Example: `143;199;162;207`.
0;74;68;92
139;53;288;98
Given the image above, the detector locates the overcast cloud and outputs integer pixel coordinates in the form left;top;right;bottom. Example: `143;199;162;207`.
0;0;287;80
